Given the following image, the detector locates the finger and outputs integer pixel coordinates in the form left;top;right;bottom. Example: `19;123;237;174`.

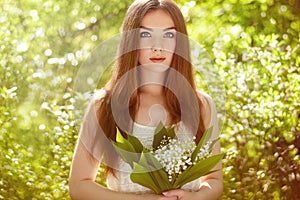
163;190;182;196
159;195;177;200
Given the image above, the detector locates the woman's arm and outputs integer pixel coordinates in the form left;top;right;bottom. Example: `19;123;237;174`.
196;139;223;200
196;92;223;199
69;140;178;200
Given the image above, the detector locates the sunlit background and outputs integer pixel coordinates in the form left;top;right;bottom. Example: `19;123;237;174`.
1;0;299;199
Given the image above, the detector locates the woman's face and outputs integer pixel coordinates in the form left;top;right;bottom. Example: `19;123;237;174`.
138;9;176;72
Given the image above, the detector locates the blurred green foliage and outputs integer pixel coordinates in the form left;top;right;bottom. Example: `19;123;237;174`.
1;0;299;199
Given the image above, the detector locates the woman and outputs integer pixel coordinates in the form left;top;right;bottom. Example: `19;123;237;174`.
69;0;223;199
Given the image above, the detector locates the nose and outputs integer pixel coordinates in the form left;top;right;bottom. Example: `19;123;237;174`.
151;47;162;53
151;38;163;52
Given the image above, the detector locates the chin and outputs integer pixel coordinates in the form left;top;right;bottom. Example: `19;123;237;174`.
140;63;170;73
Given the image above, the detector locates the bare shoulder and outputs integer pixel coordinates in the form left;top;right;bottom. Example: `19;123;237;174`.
89;89;108;106
196;90;215;128
93;88;107;101
81;89;108;115
196;90;214;106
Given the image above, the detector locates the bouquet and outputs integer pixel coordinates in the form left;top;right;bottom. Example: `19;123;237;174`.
112;122;224;194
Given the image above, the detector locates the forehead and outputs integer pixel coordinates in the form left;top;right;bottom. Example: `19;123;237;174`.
140;9;175;29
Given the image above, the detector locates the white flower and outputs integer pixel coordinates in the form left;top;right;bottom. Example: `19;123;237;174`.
153;137;212;182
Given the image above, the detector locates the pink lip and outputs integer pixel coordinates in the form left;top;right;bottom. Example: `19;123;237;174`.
150;57;166;63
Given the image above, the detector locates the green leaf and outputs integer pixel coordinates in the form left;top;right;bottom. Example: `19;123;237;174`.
167;126;176;139
112;141;139;167
209;138;220;151
130;152;173;193
191;126;213;162
130;163;161;194
149;169;173;193
174;153;224;188
152;122;176;150
116;128;126;144
142;152;174;192
140;151;163;170
152;122;168;150
112;129;140;167
115;129;136;152
126;131;144;153
131;161;172;194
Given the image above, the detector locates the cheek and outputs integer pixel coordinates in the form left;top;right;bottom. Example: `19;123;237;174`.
166;52;174;64
138;49;149;63
139;38;153;49
163;40;176;53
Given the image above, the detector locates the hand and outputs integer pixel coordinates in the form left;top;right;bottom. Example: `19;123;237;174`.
163;189;195;200
143;193;178;200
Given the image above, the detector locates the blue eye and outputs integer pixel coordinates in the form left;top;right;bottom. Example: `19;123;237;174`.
140;31;151;38
164;32;175;38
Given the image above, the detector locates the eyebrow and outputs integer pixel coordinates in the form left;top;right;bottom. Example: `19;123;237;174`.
140;26;176;31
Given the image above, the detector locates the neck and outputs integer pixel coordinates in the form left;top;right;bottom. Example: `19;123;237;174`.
138;64;168;82
139;84;164;95
137;65;168;95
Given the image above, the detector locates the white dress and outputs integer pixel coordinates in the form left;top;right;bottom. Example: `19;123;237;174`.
79;91;219;194
106;122;201;194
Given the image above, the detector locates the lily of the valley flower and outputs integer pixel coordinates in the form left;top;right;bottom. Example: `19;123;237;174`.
153;137;213;182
